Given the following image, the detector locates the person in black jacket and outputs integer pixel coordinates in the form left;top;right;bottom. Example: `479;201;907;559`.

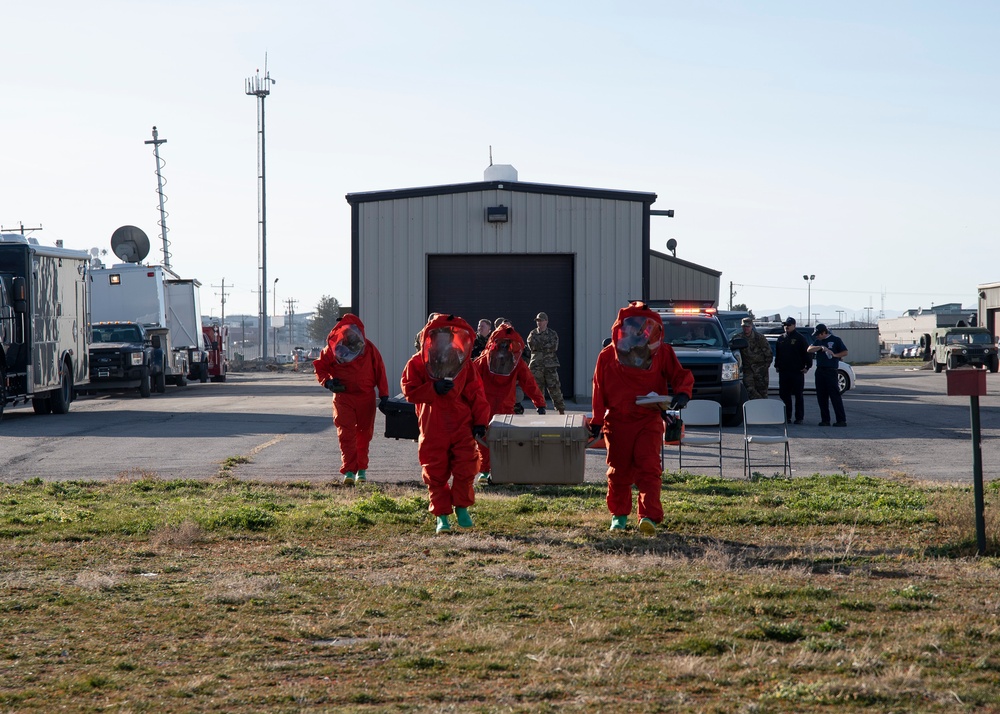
774;317;812;424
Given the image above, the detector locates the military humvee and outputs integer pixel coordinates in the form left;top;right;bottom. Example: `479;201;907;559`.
926;324;999;373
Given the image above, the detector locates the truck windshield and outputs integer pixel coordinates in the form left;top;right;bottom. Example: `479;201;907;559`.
663;319;726;347
947;332;993;345
93;326;142;343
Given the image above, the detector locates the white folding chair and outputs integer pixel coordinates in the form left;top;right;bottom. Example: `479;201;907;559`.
742;399;791;479
676;400;723;475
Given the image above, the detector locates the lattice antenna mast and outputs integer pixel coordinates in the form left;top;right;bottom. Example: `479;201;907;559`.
245;56;276;361
144;126;171;268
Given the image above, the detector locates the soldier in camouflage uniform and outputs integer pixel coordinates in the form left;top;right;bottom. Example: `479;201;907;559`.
527;312;565;414
739;317;773;400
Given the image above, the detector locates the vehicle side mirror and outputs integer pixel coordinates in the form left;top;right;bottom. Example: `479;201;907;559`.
11;276;27;314
151;335;162;349
730;336;748;350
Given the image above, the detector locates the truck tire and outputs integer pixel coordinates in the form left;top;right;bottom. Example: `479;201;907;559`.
199;363;209;383
50;367;72;414
32;397;52;414
0;366;5;422
176;371;187;387
991;356;999;374
155;371;167;393
933;357;943;373
139;367;152;398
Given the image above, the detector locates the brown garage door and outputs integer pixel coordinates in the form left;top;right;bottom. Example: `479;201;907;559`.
427;254;574;400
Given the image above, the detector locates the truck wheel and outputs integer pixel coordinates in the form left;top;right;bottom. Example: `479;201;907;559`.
155;371;167;393
139;367;152;398
933;357;943;373
176;372;187;387
991;357;999;374
32;397;52;414
200;363;208;383
50;367;72;414
0;367;5;422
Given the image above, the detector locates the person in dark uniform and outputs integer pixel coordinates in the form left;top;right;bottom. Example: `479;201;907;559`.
774;317;812;424
807;324;848;426
471;319;492;360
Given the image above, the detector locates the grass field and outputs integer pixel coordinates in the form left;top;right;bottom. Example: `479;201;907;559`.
2;472;999;713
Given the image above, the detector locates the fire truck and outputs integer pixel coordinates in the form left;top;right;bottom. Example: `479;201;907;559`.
202;323;228;382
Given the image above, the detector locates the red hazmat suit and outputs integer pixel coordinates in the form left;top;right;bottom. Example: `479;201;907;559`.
471;325;545;474
402;314;491;517
591;302;694;522
313;315;389;475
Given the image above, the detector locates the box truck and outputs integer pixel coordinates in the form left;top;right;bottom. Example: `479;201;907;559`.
0;233;90;418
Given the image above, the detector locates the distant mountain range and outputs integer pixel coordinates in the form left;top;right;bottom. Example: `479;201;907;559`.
753;304;903;325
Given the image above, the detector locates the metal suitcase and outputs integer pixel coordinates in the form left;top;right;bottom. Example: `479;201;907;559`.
486;413;590;484
382;394;420;441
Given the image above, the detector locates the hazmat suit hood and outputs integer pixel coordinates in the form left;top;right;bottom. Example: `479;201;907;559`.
611;301;663;370
326;314;367;364
484;325;525;376
419;313;475;380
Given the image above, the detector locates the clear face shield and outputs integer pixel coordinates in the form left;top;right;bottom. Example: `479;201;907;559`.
423;328;471;380
488;339;522;376
329;324;366;364
615;316;663;369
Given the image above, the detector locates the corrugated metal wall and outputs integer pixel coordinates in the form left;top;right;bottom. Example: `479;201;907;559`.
355;189;646;400
649;253;720;304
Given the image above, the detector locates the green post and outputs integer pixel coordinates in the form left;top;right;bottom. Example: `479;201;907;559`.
970;395;986;556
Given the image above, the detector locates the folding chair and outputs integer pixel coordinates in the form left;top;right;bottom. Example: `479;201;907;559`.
676;399;723;475
742;399;791;479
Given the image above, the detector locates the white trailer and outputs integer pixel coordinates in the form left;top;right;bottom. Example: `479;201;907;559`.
0;233;90;418
164;279;210;382
89;264;189;386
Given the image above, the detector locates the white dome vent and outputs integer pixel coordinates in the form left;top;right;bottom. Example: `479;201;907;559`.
484;164;518;182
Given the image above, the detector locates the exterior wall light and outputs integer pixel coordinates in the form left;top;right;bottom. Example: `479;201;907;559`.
109;274;121;285
486;206;509;223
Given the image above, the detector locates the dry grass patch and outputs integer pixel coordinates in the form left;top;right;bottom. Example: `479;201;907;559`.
1;474;999;712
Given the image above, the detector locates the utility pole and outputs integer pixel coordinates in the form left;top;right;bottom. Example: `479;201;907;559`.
212;278;231;325
144;126;171;269
0;222;42;236
246;58;276;363
284;297;298;352
729;281;735;310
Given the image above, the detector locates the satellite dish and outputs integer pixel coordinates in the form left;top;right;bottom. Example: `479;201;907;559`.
110;225;150;264
666;238;677;257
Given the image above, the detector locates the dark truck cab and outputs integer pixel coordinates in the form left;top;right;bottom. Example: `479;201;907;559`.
81;322;156;398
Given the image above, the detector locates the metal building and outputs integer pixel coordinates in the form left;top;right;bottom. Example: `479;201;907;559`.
346;168;721;401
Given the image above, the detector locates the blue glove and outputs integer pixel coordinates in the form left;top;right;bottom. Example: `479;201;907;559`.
433;379;454;395
378;395;390;414
472;425;487;439
669;393;690;410
589;422;603;439
537;407;546;415
324;378;344;393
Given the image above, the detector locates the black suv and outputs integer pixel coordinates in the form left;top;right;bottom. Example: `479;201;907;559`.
649;302;749;426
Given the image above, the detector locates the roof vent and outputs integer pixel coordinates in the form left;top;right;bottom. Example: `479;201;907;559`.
484;164;518;182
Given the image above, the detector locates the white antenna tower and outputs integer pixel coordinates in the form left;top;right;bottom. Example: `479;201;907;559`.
245;54;276;362
144;126;171;268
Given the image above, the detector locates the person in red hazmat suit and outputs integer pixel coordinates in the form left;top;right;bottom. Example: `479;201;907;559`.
402;314;491;534
471;323;547;485
313;315;389;486
591;302;694;534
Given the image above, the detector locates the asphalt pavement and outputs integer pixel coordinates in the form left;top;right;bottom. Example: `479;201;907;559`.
1;366;997;485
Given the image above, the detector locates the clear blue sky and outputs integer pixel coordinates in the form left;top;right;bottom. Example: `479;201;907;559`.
2;1;997;322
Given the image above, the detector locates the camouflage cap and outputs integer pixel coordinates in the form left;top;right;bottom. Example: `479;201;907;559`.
535;312;548;321
741;317;754;326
